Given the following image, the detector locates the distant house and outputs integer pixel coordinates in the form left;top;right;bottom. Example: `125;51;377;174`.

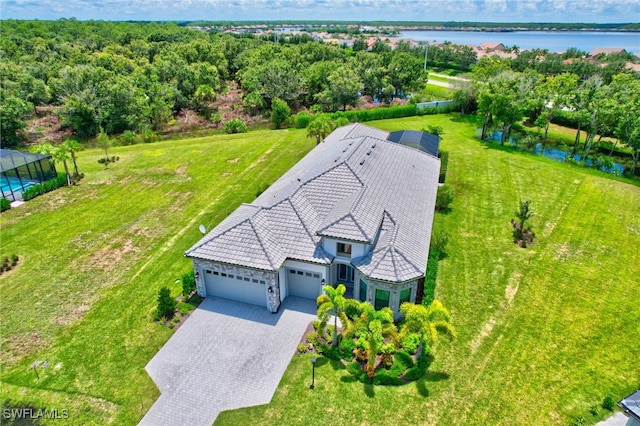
185;123;441;315
620;389;640;426
479;42;506;53
589;47;628;57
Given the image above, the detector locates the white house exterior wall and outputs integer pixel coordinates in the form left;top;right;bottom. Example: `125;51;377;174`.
322;238;367;258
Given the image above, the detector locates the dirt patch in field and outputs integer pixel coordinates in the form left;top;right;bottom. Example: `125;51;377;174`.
505;272;522;305
90;238;138;271
470;317;497;354
2;332;46;365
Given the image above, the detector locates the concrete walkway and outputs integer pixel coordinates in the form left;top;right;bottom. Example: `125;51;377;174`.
139;296;317;426
596;412;628;426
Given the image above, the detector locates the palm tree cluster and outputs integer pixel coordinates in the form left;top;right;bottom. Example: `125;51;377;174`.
315;284;456;381
34;140;83;186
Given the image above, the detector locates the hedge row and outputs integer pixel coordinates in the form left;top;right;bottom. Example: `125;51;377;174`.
0;198;10;212
22;173;68;201
291;102;460;130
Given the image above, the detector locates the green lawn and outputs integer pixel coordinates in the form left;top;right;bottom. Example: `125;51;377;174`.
0;129;314;424
217;115;640;425
2;115;639;425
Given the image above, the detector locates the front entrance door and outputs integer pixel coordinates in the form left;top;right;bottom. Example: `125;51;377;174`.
336;264;354;297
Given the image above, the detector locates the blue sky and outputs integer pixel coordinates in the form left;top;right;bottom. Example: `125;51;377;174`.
1;0;639;23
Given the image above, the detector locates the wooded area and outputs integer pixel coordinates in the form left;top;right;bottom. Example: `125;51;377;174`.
1;19;638;173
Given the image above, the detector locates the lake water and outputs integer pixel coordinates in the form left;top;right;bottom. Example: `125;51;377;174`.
400;30;640;55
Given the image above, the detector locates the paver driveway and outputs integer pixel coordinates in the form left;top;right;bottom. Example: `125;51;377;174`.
139;296;317;426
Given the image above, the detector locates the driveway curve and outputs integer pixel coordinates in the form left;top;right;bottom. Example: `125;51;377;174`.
139;296;317;426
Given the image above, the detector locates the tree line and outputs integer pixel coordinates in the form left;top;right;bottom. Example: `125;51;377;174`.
0;19;432;146
453;58;640;174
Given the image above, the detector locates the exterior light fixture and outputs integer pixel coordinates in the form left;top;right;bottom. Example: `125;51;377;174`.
194;271;199;280
321;278;325;286
310;357;317;389
268;285;274;294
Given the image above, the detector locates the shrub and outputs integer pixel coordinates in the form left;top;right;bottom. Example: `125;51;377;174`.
438;151;449;183
380;343;396;368
373;372;403;386
22;173;68;201
306;331;320;347
602;396;615;411
177;301;193;315
181;270;196;298
339;337;356;360
400;334;421;355
297;343;307;353
435;185;453;212
347;361;367;381
142;129;158;143
1;256;9;272
405;352;430;381
119;130;136;146
431;231;449;256
589;405;599;416
270;98;291;129
0;198;10;212
10;254;18;266
224;119;248;134
293;112;313;129
321;345;342;361
395;350;415;369
156;287;176;321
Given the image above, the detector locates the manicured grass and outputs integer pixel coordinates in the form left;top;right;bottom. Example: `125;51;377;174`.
2;115;638;425
217;115;640;425
0;129;314;424
424;84;452;99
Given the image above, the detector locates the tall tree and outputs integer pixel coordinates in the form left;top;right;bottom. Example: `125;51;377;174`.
315;65;363;112
316;284;350;347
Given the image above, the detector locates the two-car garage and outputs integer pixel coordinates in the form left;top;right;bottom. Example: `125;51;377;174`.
203;269;267;307
201;266;323;308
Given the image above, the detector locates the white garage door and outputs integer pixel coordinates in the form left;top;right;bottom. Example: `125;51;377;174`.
203;269;266;307
287;268;322;300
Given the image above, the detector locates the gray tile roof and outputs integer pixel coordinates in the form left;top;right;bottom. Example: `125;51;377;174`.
621;389;640;420
186;123;441;282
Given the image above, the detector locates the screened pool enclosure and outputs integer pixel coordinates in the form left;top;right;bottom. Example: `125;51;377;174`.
0;149;57;202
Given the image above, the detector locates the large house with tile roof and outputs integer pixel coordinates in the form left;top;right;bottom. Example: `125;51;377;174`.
185;123;441;315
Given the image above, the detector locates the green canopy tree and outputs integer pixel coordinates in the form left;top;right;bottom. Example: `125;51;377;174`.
400;300;456;358
315;65;363;112
0;95;31;147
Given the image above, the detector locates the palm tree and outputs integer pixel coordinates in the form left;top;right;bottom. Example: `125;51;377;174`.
399;300;456;358
307;116;334;145
34;143;71;186
316;284;350;347
62;140;82;177
352;301;397;377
